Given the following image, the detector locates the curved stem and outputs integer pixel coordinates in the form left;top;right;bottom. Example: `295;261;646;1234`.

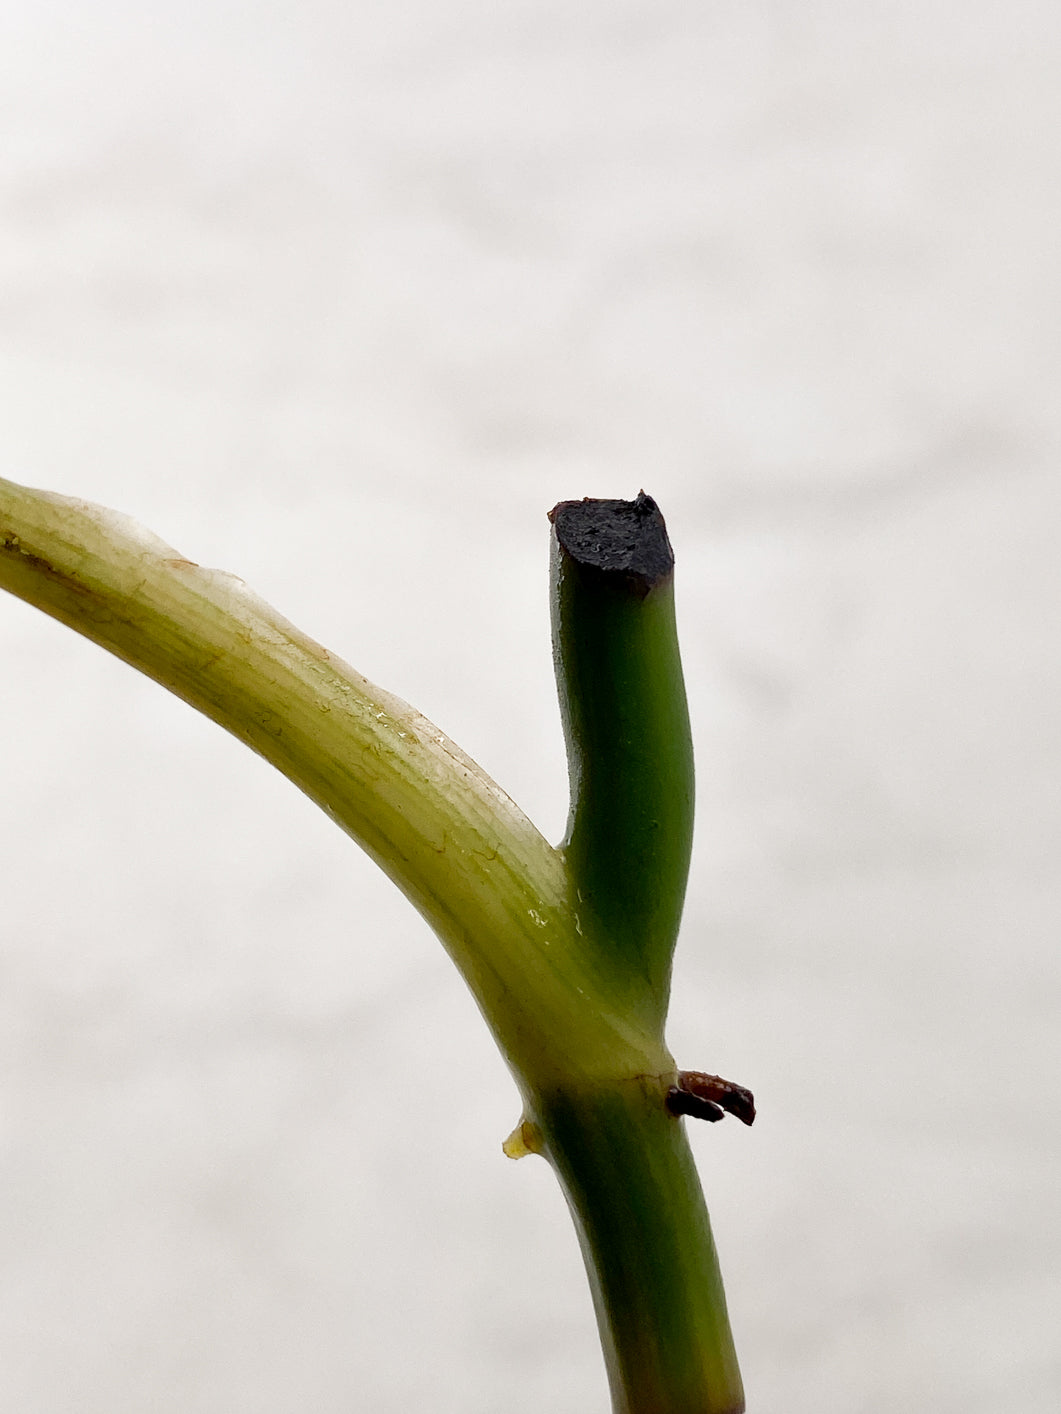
0;476;662;1087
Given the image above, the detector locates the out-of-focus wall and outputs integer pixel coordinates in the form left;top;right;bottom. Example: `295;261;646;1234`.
1;4;1058;1410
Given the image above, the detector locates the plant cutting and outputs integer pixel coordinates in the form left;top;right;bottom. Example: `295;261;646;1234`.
0;477;754;1414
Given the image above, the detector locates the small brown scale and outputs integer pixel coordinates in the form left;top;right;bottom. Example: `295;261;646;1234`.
666;1071;756;1126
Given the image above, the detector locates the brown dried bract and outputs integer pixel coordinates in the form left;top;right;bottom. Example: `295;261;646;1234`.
668;1071;756;1126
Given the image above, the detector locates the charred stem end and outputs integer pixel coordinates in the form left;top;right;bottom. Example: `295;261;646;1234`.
548;491;674;598
667;1071;756;1127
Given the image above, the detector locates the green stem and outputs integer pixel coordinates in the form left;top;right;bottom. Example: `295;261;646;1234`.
542;494;744;1413
530;1077;744;1414
0;476;747;1414
0;476;658;1088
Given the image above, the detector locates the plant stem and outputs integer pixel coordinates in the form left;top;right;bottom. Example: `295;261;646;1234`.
550;491;694;1030
543;493;744;1413
0;477;658;1085
531;1076;744;1414
0;476;747;1413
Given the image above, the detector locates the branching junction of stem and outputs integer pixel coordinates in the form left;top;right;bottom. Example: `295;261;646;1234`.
0;476;750;1414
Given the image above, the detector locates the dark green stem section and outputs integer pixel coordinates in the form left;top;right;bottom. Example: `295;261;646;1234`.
1;479;747;1414
530;1078;744;1414
550;492;695;1030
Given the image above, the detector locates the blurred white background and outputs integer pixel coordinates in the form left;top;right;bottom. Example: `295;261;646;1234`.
1;2;1059;1410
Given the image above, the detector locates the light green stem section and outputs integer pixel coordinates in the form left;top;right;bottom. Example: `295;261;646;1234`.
546;495;743;1413
0;476;662;1087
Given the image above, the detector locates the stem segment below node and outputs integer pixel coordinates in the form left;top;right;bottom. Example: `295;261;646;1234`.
531;1078;745;1414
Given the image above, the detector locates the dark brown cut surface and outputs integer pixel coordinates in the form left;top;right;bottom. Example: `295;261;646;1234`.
548;491;674;596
